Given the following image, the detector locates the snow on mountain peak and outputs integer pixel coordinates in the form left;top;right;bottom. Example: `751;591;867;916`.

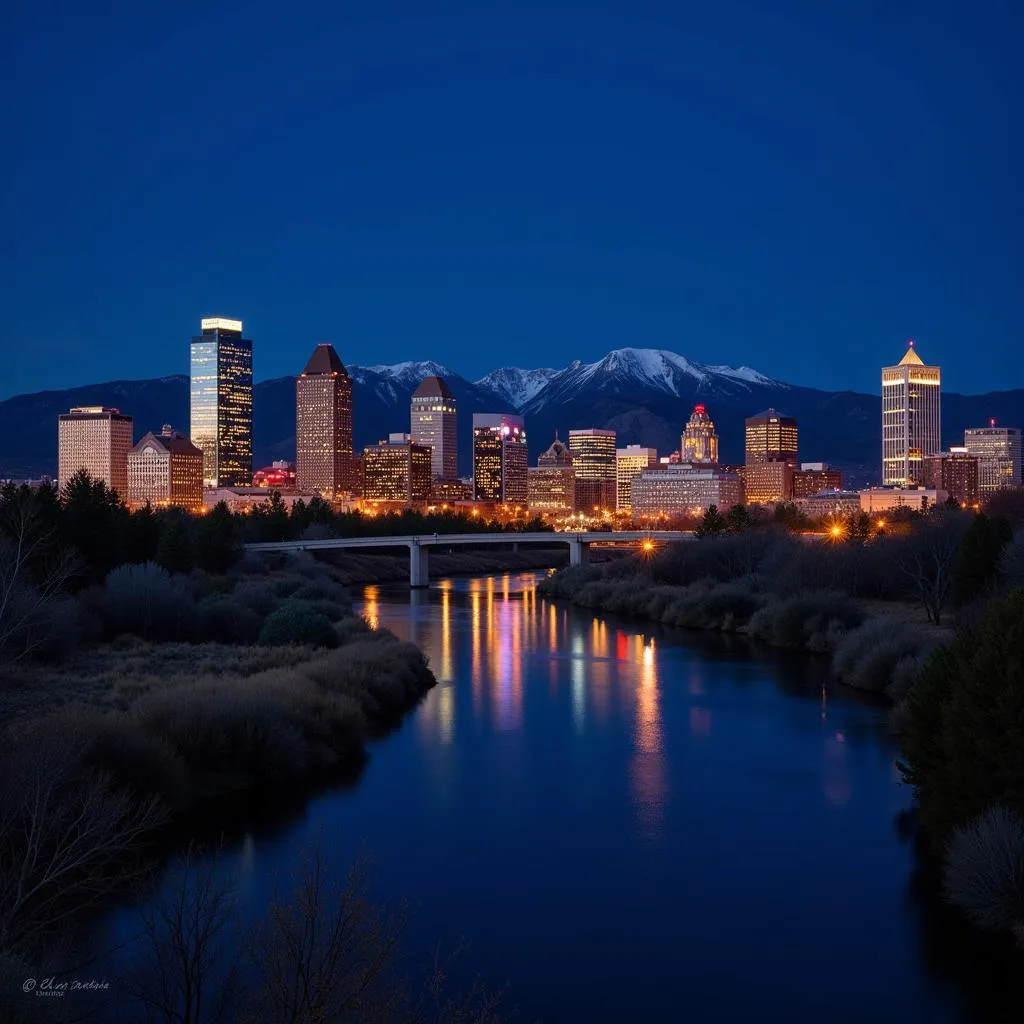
474;366;560;410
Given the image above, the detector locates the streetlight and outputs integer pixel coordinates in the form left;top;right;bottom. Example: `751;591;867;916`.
829;524;844;540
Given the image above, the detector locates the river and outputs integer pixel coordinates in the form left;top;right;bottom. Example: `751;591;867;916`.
86;572;1016;1022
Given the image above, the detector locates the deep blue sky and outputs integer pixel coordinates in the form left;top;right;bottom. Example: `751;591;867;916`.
2;0;1020;398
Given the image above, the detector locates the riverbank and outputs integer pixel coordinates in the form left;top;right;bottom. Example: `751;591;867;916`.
0;553;436;967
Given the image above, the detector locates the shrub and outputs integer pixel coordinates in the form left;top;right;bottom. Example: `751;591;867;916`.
832;618;935;693
943;806;1024;935
335;616;374;646
748;591;862;650
259;606;339;648
232;580;278;617
999;531;1024;590
198;596;264;645
900;589;1024;845
103;562;198;642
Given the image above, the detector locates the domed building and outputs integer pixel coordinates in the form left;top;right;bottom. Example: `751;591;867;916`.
681;404;719;464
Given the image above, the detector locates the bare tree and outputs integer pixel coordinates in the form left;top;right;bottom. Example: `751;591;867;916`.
411;941;513;1024
122;846;240;1024
0;494;78;665
241;844;408;1024
0;729;166;958
897;514;968;625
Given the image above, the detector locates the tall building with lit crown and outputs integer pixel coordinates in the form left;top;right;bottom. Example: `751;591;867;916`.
963;423;1022;495
127;426;203;510
568;428;617;512
362;434;432;503
410;376;457;481
882;340;941;486
296;343;354;498
58;406;133;496
190;317;253;487
745;408;798;464
528;436;575;516
681;405;719;463
473;414;528;504
616;445;658;511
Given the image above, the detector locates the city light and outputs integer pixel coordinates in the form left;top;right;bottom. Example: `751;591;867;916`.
829;524;844;539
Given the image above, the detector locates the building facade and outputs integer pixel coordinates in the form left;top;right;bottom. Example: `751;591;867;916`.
190;317;253;488
795;490;862;519
528;437;575;516
922;449;979;506
792;465;844;499
882;341;941;487
410;376;458;481
859;487;947;513
296;343;354;498
253;461;297;489
745;408;798;464
630;465;743;519
616;445;658;511
681;405;719;463
963;424;1022;495
362;434;432;503
472;414;528;504
58;406;133;496
568;428;617;512
127;426;203;510
744;460;795;505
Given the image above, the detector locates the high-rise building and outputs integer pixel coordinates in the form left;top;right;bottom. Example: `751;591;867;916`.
568;428;617;512
190;317;253;487
792;464;844;498
681;405;719;463
630;465;743;520
472;414;528;504
963;423;1022;495
744;460;796;505
745;408;798;465
410;376;457;481
882;340;941;486
922;449;979;506
127;425;203;510
362;434;432;503
616;445;658;511
58;406;133;496
528;437;575;516
296;343;354;498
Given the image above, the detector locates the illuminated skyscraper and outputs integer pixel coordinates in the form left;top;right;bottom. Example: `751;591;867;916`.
410;376;457;481
190;317;253;487
882;340;941;487
568;428;617;512
681;405;719;463
963;423;1022;495
616;445;658;511
58;406;133;496
127;426;203;510
363;434;432;502
528;436;575;516
472;413;527;504
745;408;798;464
296;343;354;497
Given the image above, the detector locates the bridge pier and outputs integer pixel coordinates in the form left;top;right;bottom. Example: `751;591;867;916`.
409;541;430;588
568;538;590;567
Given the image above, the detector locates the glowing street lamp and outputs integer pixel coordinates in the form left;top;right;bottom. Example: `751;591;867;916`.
829;524;844;540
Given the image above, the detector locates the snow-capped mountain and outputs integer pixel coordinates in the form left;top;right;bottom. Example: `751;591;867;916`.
350;360;455;404
521;348;782;415
473;366;560;410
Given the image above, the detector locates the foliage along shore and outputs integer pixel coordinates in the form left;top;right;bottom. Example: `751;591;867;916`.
539;506;1024;951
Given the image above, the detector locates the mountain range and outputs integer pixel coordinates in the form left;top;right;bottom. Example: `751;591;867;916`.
2;348;1021;488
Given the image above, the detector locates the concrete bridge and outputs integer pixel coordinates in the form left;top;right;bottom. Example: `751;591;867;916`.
244;531;693;587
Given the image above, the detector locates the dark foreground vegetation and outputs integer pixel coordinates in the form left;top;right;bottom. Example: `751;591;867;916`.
0;476;450;1008
540;503;1024;950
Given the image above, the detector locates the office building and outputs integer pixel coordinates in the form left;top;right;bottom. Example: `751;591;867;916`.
528;437;575;516
410;376;458;481
681;405;719;463
473;414;528;504
127;426;203;510
362;434;432;503
630;464;743;519
745;408;798;464
882;340;941;486
795;490;862;519
963;424;1022;495
792;464;844;499
745;460;796;505
568;428;617;512
296;343;355;497
58;406;133;496
190;317;253;487
859;487;947;513
922;449;979;506
616;445;658;511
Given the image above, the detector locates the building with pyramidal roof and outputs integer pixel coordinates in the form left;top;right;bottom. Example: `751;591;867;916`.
882;340;941;486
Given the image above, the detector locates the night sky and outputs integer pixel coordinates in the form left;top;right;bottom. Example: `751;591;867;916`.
2;0;1020;399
